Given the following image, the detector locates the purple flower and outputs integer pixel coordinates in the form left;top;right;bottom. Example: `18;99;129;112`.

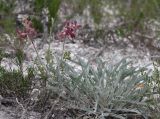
57;20;81;40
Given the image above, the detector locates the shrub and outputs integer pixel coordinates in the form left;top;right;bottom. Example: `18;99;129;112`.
0;66;33;98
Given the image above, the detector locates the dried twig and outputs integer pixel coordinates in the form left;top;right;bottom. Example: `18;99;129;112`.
16;98;27;119
43;96;60;119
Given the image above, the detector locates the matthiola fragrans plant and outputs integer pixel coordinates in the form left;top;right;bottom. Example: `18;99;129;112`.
53;57;152;118
16;17;42;60
57;20;81;60
15;18;37;70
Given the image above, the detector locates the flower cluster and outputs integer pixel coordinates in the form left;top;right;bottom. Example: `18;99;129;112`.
57;20;81;40
16;18;37;40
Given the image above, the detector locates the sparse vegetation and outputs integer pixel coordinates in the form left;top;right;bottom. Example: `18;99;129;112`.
0;0;160;119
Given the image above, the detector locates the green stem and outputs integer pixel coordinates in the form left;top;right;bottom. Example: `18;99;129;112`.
61;39;66;61
28;36;48;87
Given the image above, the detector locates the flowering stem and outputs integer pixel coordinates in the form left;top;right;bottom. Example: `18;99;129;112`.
27;36;48;86
61;39;66;61
28;36;41;63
